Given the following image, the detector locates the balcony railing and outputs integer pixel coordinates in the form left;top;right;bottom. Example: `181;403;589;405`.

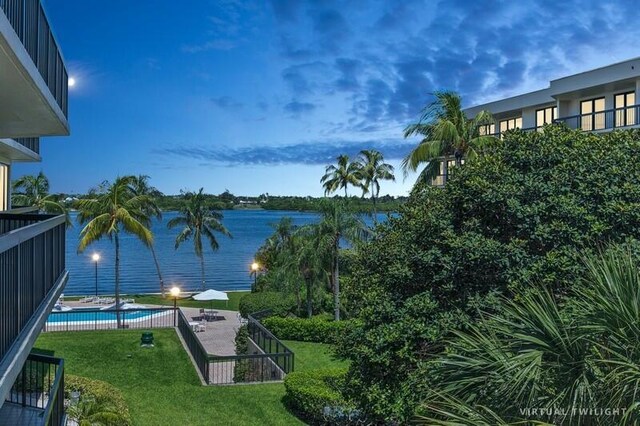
14;137;39;154
0;213;66;363
554;104;640;132
3;353;65;426
0;0;68;117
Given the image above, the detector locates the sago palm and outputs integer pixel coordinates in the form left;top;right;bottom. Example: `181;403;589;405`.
76;176;153;328
321;154;363;197
403;91;495;184
355;149;395;222
131;175;166;296
167;188;231;290
12;171;70;225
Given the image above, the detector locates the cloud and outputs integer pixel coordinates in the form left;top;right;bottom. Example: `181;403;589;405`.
181;40;236;53
153;138;414;166
211;96;244;110
284;100;316;115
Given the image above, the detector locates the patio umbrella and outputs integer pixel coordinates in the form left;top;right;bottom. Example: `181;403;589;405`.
192;289;229;309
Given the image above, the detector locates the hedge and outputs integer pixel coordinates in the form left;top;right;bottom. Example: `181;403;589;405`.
238;291;296;318
65;375;131;425
284;368;359;425
262;316;357;344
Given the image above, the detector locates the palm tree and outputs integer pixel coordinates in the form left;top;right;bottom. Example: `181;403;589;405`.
355;149;395;223
12;171;70;225
131;175;166;296
321;154;363;197
167;188;231;290
402;91;495;185
76;176;153;328
317;200;368;320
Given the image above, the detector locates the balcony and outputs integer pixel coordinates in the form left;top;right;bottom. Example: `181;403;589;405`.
0;213;68;412
554;104;640;132
0;0;69;138
1;353;65;425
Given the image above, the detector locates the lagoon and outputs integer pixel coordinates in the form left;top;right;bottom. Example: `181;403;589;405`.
64;210;387;295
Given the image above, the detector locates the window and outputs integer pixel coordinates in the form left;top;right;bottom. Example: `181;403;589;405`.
614;91;636;127
499;117;522;133
478;123;496;136
536;106;557;128
0;164;8;211
580;97;605;131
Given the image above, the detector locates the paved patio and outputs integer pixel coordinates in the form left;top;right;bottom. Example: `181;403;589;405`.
178;307;241;356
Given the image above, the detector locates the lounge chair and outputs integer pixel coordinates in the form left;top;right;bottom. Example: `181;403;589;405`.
196;322;206;333
79;296;94;303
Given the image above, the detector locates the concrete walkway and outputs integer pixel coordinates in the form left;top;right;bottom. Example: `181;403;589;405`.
179;307;241;356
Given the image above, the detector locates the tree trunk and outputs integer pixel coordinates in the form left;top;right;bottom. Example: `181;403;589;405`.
306;277;313;318
344;186;348;198
371;182;377;225
333;238;340;321
115;233;122;328
150;244;165;296
200;255;206;291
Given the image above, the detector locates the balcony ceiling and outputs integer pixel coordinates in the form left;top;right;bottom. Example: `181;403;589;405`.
0;21;69;139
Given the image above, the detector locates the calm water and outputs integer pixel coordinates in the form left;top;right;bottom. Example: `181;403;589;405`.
64;210;386;295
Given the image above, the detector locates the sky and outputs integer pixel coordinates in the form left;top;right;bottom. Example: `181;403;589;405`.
16;0;640;196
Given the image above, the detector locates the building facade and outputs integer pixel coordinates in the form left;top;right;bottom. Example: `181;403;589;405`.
0;0;70;424
464;57;640;135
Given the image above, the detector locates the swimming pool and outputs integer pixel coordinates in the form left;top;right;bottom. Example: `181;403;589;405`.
47;309;170;323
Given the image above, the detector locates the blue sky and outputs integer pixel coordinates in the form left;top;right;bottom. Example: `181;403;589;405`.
17;0;640;196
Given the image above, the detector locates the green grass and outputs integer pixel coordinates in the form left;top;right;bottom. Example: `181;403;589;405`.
66;291;248;311
283;340;350;372
36;329;302;426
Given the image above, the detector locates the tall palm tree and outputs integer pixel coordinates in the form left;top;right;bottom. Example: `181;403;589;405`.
131;175;166;296
76;176;153;328
317;200;368;320
355;149;395;223
167;188;231;290
402;91;495;185
12;171;70;225
321;154;363;197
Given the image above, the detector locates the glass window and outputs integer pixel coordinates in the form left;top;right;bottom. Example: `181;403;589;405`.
580;98;605;131
478;123;496;136
536;106;557;128
615;91;636;127
499;117;522;134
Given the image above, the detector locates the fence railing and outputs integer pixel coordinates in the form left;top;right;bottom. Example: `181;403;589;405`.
0;213;66;363
176;310;294;385
0;0;68;117
44;307;175;332
5;353;65;426
555;104;640;132
15;137;39;154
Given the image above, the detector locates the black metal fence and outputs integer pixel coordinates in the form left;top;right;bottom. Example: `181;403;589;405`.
0;0;68;116
555;105;640;132
15;137;39;154
44;307;175;332
0;213;66;363
176;310;294;385
5;353;65;426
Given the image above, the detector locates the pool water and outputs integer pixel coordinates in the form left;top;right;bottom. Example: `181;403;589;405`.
47;309;162;323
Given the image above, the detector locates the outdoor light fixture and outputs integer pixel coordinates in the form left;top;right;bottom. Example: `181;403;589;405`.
92;253;100;297
250;262;260;292
170;286;181;326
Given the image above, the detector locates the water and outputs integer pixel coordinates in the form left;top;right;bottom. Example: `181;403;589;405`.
65;210;387;295
47;309;162;323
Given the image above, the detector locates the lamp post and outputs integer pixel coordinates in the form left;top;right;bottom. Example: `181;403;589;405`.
251;262;259;292
170;286;181;327
92;253;100;297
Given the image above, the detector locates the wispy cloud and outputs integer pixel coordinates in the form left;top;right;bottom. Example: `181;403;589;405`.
153;139;414;166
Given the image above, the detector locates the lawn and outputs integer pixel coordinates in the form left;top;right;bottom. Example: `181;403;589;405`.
68;291;248;311
35;330;344;425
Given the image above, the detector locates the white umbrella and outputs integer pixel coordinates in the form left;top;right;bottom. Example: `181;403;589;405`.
192;289;229;309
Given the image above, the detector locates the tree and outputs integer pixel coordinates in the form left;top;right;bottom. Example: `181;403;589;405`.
355;150;395;223
402;91;495;185
76;176;153;328
317;199;368;321
130;175;166;296
168;188;231;290
321;154;363;197
12;171;70;225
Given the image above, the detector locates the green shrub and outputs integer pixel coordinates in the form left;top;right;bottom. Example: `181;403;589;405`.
284;368;359;425
65;375;131;425
262;316;357;343
238;291;296;318
233;325;250;382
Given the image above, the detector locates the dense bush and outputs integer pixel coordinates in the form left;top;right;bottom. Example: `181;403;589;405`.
341;127;640;422
284;368;359;425
233;325;250;382
238;291;296;318
262;316;356;344
65;375;131;425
